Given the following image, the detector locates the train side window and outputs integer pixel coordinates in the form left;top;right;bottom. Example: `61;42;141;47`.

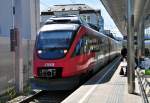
103;38;108;54
75;40;82;55
89;37;101;53
73;36;88;57
73;38;83;56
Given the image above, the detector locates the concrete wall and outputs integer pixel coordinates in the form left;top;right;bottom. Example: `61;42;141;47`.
0;0;14;95
0;0;39;39
0;0;40;94
0;0;13;36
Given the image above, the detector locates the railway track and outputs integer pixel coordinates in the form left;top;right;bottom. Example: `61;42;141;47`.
18;73;96;102
18;90;43;103
8;77;90;103
17;90;73;103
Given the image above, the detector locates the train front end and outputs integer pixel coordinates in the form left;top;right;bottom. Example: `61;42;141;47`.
31;19;81;90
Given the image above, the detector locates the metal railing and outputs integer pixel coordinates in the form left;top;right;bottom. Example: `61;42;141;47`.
136;68;150;103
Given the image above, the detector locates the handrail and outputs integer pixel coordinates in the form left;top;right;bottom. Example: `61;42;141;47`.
136;69;149;103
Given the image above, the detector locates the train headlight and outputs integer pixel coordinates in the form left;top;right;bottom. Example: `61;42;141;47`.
64;49;68;54
37;50;42;54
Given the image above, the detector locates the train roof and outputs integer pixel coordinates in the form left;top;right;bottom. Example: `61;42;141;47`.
40;15;121;42
45;15;82;25
39;15;86;32
40;24;80;32
87;26;119;42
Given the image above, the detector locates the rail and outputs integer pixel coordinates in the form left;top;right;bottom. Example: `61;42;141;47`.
136;68;150;103
18;90;43;103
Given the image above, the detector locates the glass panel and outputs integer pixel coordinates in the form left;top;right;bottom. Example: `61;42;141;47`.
36;31;73;59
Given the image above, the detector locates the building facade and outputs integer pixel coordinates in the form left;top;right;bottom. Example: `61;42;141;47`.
99;15;104;32
41;4;104;32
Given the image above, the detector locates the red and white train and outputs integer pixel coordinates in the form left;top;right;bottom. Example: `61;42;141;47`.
31;15;121;90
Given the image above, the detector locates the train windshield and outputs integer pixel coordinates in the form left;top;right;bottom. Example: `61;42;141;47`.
36;31;73;59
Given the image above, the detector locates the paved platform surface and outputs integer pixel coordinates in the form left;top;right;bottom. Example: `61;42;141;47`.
62;60;142;103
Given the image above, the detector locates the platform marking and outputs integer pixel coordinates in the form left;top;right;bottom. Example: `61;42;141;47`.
78;59;120;103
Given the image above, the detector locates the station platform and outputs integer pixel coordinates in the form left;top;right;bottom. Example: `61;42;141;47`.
62;58;142;103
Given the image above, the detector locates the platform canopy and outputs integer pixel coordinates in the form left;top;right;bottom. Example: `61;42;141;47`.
100;0;150;36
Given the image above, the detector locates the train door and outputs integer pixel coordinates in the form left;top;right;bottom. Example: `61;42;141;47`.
100;36;107;65
103;37;110;64
77;37;88;66
108;38;112;61
88;35;102;71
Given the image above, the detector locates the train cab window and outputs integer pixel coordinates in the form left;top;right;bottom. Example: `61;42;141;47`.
36;30;74;59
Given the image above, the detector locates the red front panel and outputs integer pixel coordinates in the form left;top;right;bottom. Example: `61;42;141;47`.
33;53;95;78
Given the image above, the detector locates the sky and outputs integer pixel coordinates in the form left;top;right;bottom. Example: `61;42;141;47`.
40;0;123;38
